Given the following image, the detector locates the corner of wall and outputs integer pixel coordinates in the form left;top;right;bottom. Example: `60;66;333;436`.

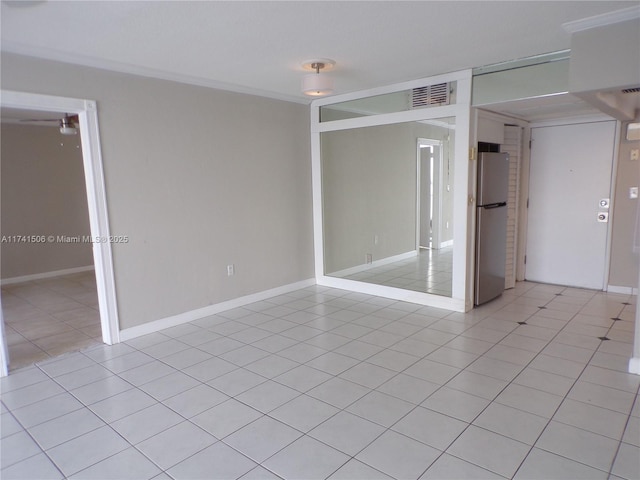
629;357;640;375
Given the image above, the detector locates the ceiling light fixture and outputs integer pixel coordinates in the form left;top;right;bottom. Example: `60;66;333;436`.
302;58;335;97
59;115;77;135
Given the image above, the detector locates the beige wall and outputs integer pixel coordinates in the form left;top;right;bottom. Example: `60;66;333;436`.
1;53;314;330
1;123;93;278
609;129;640;288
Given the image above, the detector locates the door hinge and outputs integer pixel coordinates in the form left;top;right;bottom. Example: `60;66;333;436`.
469;147;477;161
524;255;527;265
529;140;532;149
526;198;529;208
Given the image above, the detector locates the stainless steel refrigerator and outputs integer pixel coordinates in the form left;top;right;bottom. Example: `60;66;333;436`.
475;152;509;305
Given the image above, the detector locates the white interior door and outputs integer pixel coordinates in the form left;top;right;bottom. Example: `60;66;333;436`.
526;120;616;289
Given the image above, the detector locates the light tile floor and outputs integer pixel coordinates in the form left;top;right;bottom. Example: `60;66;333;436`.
1;281;639;479
2;272;102;371
335;247;453;297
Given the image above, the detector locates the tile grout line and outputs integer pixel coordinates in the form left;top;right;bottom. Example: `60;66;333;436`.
510;293;632;479
602;296;639;480
413;286;628;479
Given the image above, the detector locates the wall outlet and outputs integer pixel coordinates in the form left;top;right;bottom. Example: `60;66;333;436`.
227;264;235;276
630;187;638;199
365;254;373;264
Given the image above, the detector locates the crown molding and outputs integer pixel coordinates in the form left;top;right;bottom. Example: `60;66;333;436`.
1;42;311;106
562;5;640;34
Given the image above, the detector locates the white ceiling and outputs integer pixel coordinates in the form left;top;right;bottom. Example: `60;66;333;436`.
475;93;605;123
1;0;637;113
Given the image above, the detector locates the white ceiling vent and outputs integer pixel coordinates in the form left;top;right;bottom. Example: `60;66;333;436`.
411;83;450;109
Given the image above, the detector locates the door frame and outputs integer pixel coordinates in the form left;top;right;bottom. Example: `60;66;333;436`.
525;115;620;290
0;299;8;377
1;90;120;375
416;138;444;250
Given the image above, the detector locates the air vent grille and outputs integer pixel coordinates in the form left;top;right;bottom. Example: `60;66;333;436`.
622;87;640;94
411;83;450;108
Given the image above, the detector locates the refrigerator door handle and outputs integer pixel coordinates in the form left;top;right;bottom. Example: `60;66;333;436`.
482;202;507;209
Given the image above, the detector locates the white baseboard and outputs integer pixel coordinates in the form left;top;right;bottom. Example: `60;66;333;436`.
119;278;316;341
330;250;418;278
316;274;466;312
1;265;95;286
629;357;640;375
607;285;639;295
440;240;454;248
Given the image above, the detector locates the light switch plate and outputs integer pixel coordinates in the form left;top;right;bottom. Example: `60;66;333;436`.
631;187;639;199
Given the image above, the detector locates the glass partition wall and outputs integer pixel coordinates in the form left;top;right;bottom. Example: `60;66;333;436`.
311;70;474;312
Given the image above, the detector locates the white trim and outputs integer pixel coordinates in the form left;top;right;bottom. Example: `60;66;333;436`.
468;109;479;304
454;78;473;309
635;261;640;375
416;141;423;251
607;285;639;295
316;275;466;312
1;266;94;286
517;126;531;282
2;43;309;106
330;251;418;278
629;357;640;375
314;104;459;133
1;90;120;347
473;51;570;77
562;5;640;34
120;278;316;341
311;104;324;283
473;91;570;110
440;239;454;248
603;121;622;293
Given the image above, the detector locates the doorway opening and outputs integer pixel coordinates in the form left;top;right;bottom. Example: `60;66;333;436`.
417;138;445;250
1;116;102;370
0;90;120;376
